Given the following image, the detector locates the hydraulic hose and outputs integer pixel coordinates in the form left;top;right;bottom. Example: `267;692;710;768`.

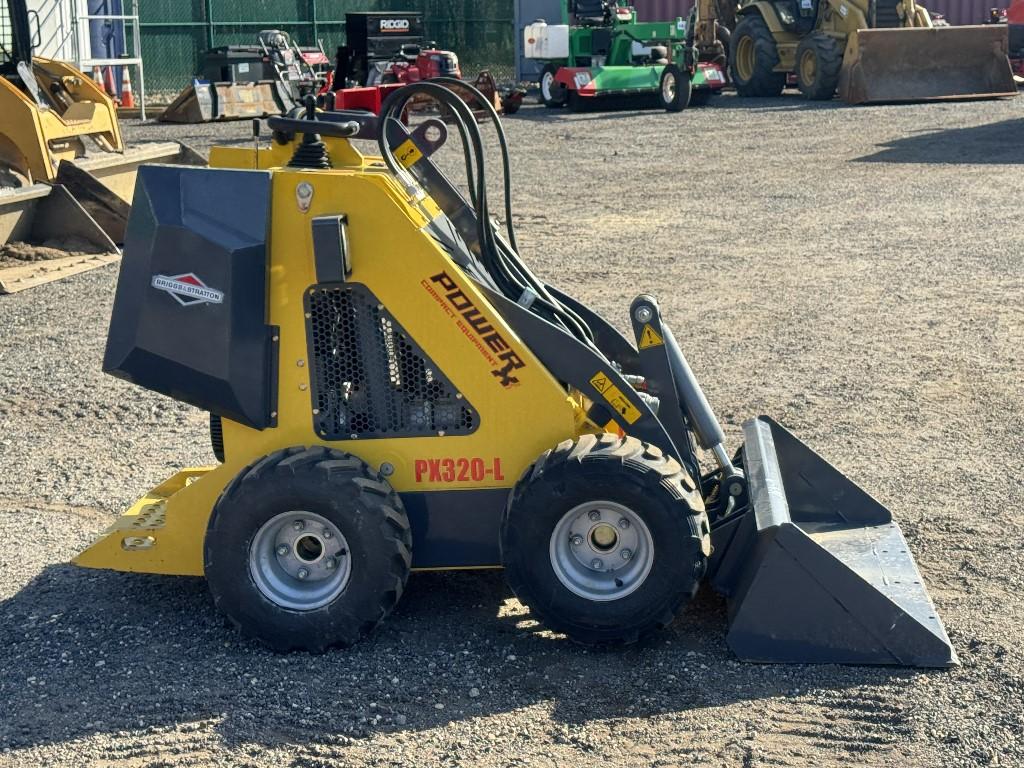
375;81;596;346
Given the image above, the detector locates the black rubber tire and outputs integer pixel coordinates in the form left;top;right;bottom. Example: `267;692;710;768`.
501;434;710;646
729;14;786;97
204;446;412;652
689;88;712;107
658;63;691;112
566;88;588;112
795;33;842;101
539;63;567;108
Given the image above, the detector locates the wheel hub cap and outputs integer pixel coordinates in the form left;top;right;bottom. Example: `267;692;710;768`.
549;501;654;602
249;511;351;611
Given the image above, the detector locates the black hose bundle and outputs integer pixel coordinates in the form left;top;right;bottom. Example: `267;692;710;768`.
374;81;595;347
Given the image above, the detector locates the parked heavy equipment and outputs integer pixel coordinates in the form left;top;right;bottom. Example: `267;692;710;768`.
331;12;524;115
524;0;725;111
76;80;956;668
160;29;328;123
0;0;199;249
685;0;735;103
729;0;1016;103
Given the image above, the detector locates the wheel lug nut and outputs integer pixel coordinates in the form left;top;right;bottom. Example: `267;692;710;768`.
276;544;289;557
621;549;632;560
324;557;335;570
297;568;309;580
292;520;305;532
571;534;584;547
322;528;333;539
618;518;630;529
590;558;603;570
588;510;601;522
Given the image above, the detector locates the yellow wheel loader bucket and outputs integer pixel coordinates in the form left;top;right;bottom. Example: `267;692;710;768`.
838;25;1017;104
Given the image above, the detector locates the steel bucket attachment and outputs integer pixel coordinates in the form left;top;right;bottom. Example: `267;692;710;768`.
708;417;957;667
838;25;1017;104
160;81;291;123
57;143;206;243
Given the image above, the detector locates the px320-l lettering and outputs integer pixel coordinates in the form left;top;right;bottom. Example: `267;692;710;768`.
426;272;526;388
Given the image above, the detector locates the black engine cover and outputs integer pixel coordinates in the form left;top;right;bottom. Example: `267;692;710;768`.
103;165;278;430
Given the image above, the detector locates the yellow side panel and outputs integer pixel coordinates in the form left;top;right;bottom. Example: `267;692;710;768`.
77;154;579;575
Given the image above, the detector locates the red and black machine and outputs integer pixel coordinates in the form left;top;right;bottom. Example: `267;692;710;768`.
327;12;524;114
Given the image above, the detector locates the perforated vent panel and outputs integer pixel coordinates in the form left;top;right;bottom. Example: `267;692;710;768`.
306;283;477;439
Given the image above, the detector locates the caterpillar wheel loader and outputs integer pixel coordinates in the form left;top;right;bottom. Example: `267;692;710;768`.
729;0;1016;103
0;0;201;249
76;82;956;667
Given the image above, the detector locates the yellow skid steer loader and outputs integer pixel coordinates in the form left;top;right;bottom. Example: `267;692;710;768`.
0;0;201;252
729;0;1016;103
76;83;957;666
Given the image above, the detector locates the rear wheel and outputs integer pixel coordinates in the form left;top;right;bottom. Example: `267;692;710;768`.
539;63;567;108
659;64;691;112
730;14;786;97
204;446;412;651
501;434;710;646
795;33;842;100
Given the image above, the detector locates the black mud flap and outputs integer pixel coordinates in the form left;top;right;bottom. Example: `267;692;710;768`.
709;417;957;668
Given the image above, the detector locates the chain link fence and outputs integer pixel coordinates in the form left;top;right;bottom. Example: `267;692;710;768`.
138;0;516;102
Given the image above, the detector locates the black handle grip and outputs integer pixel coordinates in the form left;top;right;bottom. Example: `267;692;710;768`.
266;116;360;139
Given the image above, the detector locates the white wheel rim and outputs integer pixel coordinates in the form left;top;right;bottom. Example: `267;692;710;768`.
549;500;655;602
542;71;555;101
249;511;351;611
662;71;677;103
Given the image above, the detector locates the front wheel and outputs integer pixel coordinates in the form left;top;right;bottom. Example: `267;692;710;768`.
501;434;710;646
795;33;842;100
539;63;567;108
659;64;691;112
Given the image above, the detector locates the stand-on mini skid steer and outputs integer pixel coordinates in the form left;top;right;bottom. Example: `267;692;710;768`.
78;82;956;666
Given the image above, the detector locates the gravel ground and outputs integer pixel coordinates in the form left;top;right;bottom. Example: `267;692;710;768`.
2;92;1023;767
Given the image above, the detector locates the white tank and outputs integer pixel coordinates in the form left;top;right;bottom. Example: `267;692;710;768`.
523;22;570;60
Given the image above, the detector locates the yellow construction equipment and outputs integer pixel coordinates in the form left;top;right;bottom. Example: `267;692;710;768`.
74;84;956;667
729;0;1016;103
0;0;201;252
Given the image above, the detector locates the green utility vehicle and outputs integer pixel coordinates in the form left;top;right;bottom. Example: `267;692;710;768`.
523;0;726;111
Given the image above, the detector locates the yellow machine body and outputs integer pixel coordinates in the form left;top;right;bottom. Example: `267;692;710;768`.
0;54;202;249
736;0;1016;102
0;57;124;184
75;135;595;575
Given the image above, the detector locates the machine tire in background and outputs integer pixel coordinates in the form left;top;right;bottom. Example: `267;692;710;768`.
204;446;412;651
688;89;712;107
795;33;843;100
729;14;786;97
539;63;567;107
658;64;691;111
501;434;709;646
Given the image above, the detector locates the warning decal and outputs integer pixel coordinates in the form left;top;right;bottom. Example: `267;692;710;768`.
589;371;642;425
395;139;423;168
638;324;664;349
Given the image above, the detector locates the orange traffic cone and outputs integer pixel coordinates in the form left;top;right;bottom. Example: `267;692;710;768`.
120;66;135;108
91;65;104;87
103;66;118;103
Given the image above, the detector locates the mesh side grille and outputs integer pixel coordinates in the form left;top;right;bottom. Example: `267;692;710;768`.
306;283;477;439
